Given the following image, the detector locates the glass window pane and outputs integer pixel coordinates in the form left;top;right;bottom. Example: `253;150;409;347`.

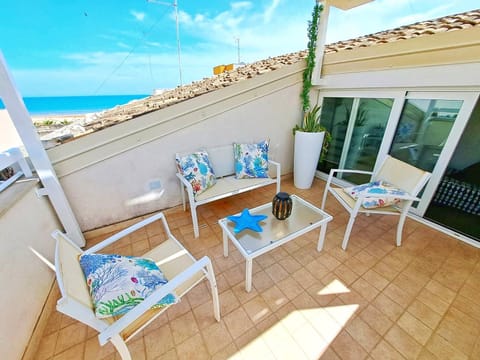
342;98;393;183
318;97;353;173
318;97;393;184
390;99;463;172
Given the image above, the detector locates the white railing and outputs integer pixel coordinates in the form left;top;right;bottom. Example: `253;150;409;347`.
0;147;32;192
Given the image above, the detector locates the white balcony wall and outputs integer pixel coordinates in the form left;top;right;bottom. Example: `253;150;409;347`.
0;179;60;360
47;62;305;231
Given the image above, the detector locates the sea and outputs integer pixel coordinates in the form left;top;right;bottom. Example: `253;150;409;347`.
0;94;149;115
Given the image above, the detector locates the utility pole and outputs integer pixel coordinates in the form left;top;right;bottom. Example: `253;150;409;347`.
235;37;240;64
147;0;183;86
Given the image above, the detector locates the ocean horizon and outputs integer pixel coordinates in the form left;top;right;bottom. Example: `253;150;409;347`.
0;94;149;115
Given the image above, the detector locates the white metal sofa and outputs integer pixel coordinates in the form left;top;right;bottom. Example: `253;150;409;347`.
176;144;281;238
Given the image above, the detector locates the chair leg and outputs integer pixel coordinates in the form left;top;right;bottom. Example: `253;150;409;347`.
191;204;199;238
396;213;408;247
110;334;132;360
342;214;357;250
180;182;186;211
206;260;221;321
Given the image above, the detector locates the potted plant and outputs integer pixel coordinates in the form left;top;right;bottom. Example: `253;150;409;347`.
293;2;331;189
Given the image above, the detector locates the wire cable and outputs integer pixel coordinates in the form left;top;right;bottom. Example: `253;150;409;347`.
93;6;169;94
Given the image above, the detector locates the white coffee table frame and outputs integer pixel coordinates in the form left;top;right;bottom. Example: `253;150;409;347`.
219;194;333;292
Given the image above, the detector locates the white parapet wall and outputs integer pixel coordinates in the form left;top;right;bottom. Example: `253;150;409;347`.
0;179;60;360
47;62;305;232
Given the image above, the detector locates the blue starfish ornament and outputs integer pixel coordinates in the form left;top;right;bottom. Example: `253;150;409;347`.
227;208;268;234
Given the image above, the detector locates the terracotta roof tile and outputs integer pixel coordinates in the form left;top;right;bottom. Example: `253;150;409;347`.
77;9;479;134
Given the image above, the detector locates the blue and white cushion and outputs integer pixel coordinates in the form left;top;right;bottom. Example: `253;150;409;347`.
233;140;269;179
176;151;217;196
79;253;177;318
343;180;407;209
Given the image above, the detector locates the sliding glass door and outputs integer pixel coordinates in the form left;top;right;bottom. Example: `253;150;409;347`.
318;91;479;230
423;99;480;240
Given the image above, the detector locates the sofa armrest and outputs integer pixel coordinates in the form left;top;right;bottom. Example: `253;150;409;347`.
268;159;281;193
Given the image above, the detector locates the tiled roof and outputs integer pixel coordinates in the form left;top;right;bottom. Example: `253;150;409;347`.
70;9;480;135
324;9;480;53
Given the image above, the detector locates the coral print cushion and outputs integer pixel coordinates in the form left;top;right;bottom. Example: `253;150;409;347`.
234;140;269;179
79;253;178;319
343;180;407;209
176;152;216;196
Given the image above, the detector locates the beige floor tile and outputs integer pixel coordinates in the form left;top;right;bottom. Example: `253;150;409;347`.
176;333;210;360
426;333;469;360
262;322;309;360
362;269;389;291
251;269;275;292
218;289;241;316
144;325;175;359
397;311;432;345
332;330;368;360
345;316;382;352
191;300;218;330
351;277;380;302
223;307;255;339
35;332;58;360
170;311;199;345
417;288;450;316
371;293;404;321
239;336;275;360
52;342;84;360
84;335;116;359
385;324;422;359
211;342;239;360
290;320;329;360
277;275;304;301
360;304;394;336
32;178;480;360
243;295;273;324
406;300;442;330
291;266;320;289
370;340;406;360
264;262;289;283
260;285;289;312
54;322;87;355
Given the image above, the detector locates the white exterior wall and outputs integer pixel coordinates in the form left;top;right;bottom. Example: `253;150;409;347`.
49;66;304;231
0;180;59;360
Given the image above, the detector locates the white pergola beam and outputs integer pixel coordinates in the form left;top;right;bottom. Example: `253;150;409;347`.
0;52;85;247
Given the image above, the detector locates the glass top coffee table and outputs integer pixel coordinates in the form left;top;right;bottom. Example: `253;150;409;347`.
218;194;333;292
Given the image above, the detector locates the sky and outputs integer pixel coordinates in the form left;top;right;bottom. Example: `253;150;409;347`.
0;0;478;97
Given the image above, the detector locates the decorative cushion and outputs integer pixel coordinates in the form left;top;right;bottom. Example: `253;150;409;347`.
175;151;217;196
233;140;269;179
343;180;407;209
79;253;178;319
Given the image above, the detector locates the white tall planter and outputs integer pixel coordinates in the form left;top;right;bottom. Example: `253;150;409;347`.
294;131;325;189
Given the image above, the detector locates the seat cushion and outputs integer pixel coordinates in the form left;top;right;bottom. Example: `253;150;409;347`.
176;151;217;196
233;140;269;179
343;180;406;209
79;254;177;318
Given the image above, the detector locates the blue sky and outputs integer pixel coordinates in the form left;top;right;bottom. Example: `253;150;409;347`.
0;0;478;97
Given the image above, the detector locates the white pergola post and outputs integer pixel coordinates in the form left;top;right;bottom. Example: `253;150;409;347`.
312;0;374;84
0;52;85;247
312;0;330;85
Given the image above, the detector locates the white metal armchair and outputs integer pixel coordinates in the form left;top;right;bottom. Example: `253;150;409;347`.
52;212;220;360
321;155;431;250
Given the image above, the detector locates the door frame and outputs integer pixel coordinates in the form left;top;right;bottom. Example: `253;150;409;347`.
317;90;479;216
397;91;479;215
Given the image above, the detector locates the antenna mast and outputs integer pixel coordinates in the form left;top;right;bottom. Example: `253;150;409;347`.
147;0;183;86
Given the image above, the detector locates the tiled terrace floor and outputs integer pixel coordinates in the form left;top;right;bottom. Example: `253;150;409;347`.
36;176;480;359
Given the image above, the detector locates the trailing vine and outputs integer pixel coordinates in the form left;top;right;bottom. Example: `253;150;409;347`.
301;2;323;113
